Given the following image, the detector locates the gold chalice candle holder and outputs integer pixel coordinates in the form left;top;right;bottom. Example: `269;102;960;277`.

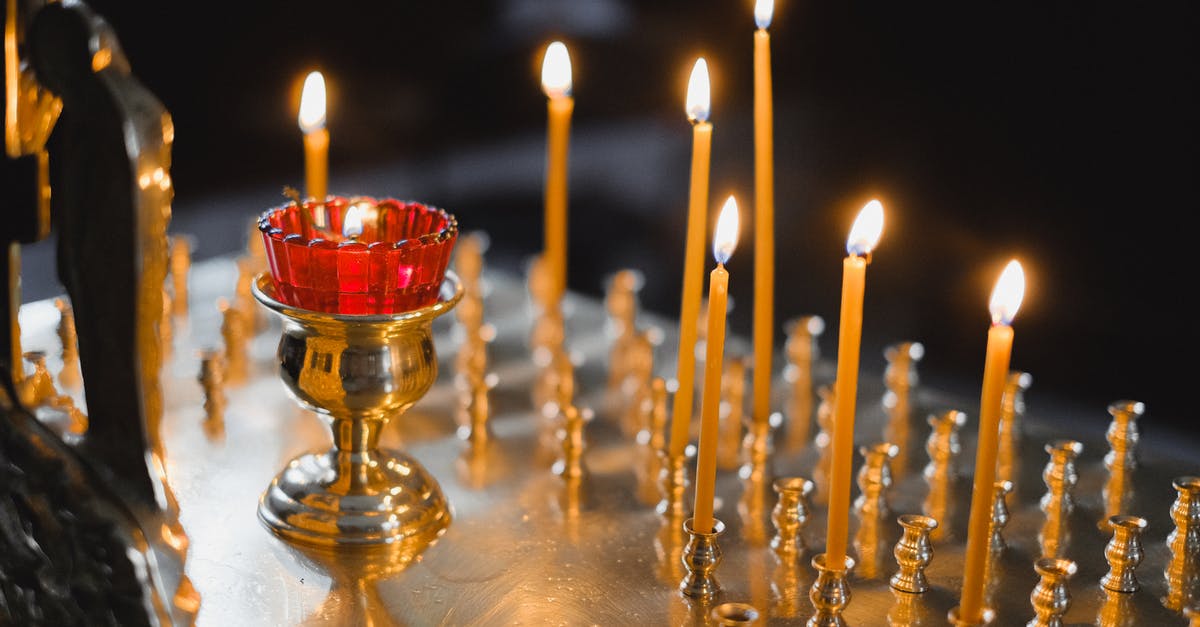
252;271;463;546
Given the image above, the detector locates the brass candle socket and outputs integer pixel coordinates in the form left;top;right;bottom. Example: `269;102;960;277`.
1027;556;1077;627
989;480;1014;555
855;442;899;519
771;476;814;556
1165;475;1200;611
1104;400;1143;471
891;514;938;594
807;553;855;627
1040;440;1083;514
740;418;773;483
680;517;725;600
251;272;463;547
1101;514;1147;593
711;602;761;626
657;448;692;520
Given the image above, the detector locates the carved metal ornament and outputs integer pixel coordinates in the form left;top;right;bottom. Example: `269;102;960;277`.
2;0;195;623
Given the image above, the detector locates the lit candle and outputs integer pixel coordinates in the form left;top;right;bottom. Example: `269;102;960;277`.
342;204;364;242
668;58;713;458
298;71;328;225
958;260;1026;622
824;199;885;564
751;0;775;430
692;196;740;534
541;41;574;303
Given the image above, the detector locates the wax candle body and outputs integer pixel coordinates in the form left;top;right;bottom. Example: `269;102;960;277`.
692;263;728;533
825;255;867;563
668;121;712;457
958;323;1014;621
304;128;329;207
544;96;573;302
752;27;775;429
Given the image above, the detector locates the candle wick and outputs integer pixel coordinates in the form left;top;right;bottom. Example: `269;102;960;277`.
282;185;303;207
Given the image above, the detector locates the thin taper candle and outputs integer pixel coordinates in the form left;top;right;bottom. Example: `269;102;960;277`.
692;196;740;534
668;58;713;458
752;0;776;429
541;42;573;303
958;260;1026;623
824;200;885;564
298;71;328;231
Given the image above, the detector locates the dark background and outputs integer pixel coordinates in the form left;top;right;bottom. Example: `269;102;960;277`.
21;2;1197;437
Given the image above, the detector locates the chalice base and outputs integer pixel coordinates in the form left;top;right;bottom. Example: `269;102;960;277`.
259;447;451;547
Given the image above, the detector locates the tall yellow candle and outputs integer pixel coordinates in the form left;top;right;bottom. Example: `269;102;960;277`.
957;260;1026;623
298;71;328;229
692;196;740;534
824;200;885;564
751;0;775;430
668;58;713;458
541;42;574;303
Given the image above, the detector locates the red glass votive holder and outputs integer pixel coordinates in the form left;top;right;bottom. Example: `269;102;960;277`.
258;196;458;314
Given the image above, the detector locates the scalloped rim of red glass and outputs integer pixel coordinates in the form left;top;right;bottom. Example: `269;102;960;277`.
256;196;458;248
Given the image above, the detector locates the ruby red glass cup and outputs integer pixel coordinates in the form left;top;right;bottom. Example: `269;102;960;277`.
258;196;458;314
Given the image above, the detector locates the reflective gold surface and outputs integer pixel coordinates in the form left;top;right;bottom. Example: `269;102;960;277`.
16;256;1199;625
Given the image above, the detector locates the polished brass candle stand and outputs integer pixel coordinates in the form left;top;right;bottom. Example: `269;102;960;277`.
891;514;938;594
783;315;823;451
680;518;725;600
658;448;693;520
1165;475;1200;611
740;418;773;484
989;480;1014;554
807;553;855;627
996;371;1032;484
1040;439;1083;558
771;476;814;556
251;272;463;547
198;349;226;439
1027;556;1077;627
1101;514;1147;593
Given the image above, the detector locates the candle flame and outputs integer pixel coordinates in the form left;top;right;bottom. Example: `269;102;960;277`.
713;195;739;264
989;260;1025;325
541;41;572;98
343;203;365;240
298;71;326;133
686;58;711;123
755;0;774;29
846;199;884;256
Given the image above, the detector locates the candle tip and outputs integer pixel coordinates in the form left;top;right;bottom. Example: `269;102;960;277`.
541;41;573;98
713;195;739;264
846;199;885;256
298;71;326;133
989;260;1025;325
755;0;774;29
686;58;711;123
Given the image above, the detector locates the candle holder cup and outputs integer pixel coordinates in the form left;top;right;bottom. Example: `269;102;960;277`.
680;517;726;601
259;196;458;315
252;271;463;547
807;553;855;627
